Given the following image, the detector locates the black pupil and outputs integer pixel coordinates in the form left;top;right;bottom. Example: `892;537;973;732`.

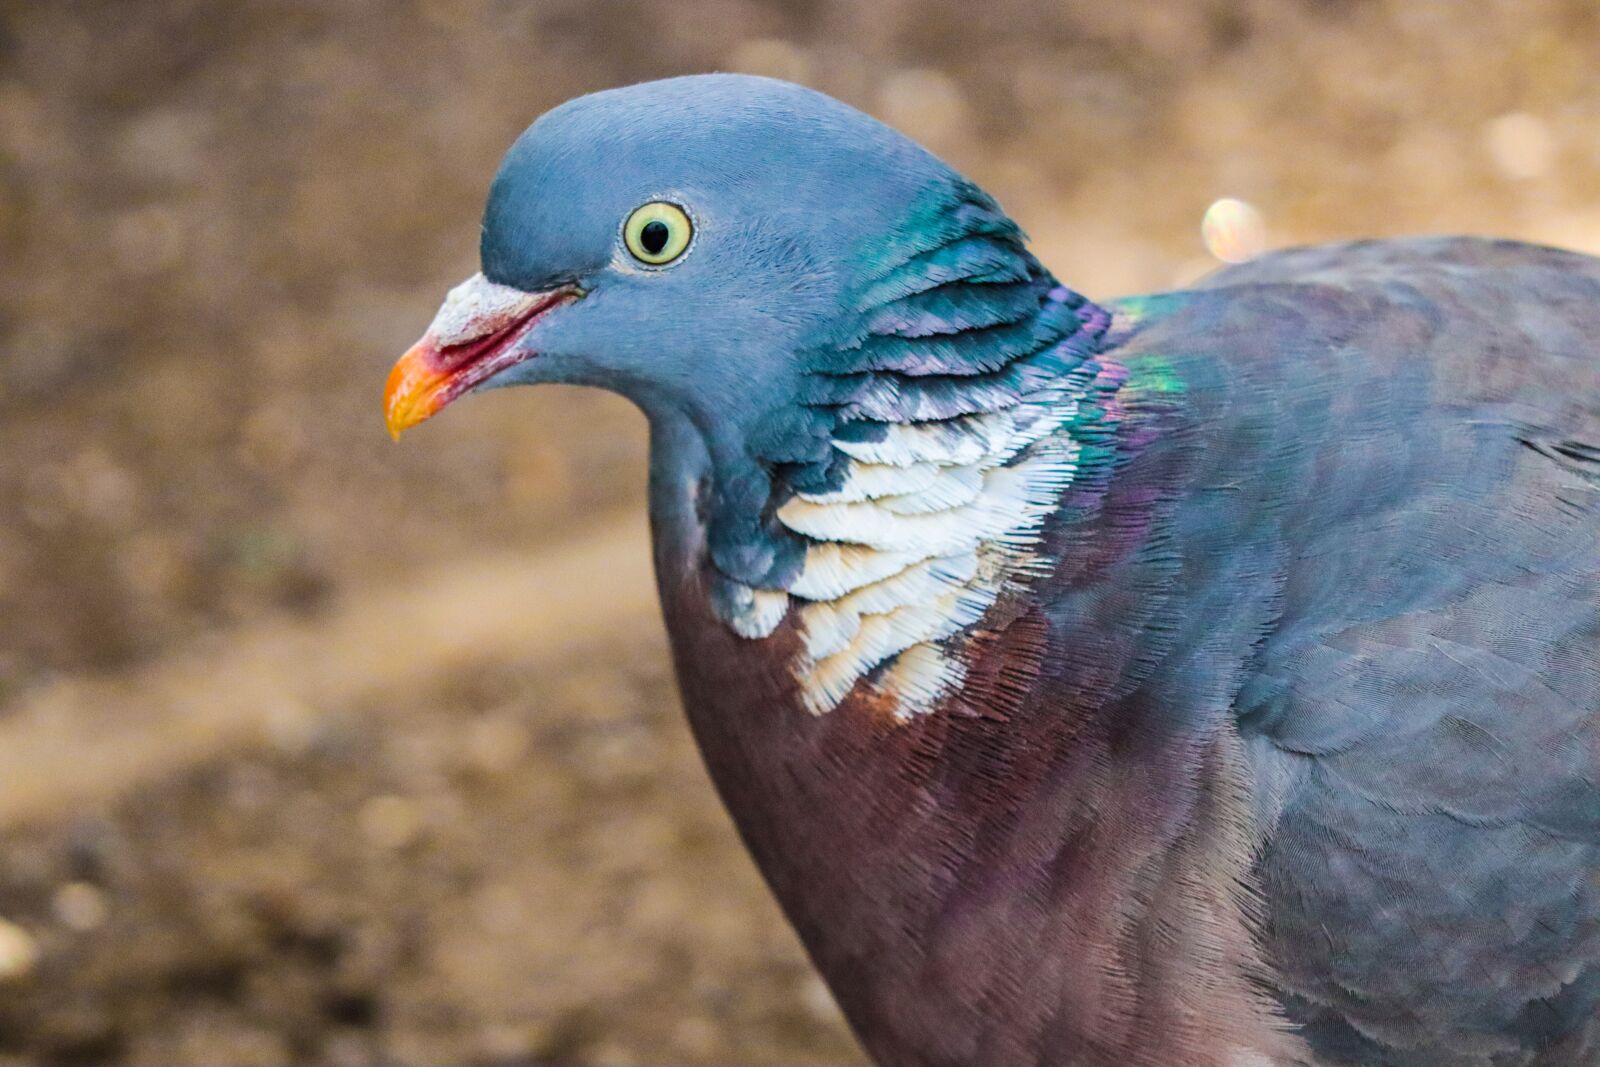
640;219;671;255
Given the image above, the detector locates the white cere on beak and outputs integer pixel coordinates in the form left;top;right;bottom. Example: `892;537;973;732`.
427;273;546;347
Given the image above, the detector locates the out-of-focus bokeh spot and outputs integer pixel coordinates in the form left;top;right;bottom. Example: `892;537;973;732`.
1;0;1597;1063
50;882;110;934
1201;197;1268;263
1483;111;1557;182
0;919;40;982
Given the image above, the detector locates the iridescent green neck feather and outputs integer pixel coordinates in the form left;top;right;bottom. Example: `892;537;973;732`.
707;180;1124;718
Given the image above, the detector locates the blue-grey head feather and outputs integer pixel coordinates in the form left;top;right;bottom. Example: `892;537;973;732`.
480;74;953;414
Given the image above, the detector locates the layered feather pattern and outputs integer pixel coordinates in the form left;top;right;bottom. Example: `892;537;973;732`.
713;181;1118;717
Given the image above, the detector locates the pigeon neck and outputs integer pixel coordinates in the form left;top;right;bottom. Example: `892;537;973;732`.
687;179;1120;719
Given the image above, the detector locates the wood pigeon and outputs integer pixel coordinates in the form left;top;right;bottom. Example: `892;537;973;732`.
383;75;1599;1067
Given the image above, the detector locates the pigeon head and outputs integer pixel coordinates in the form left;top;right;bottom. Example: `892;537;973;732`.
386;74;961;444
386;74;1110;654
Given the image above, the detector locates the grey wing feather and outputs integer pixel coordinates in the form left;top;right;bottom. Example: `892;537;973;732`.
1203;238;1600;1065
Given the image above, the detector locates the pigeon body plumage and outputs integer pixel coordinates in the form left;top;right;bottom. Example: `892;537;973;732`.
385;75;1600;1067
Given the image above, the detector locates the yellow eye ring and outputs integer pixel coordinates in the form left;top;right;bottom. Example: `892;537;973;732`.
623;201;693;266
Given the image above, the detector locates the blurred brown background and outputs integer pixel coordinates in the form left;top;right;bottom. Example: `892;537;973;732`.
0;0;1595;1063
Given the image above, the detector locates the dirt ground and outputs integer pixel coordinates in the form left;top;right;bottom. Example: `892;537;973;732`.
1;0;1597;1063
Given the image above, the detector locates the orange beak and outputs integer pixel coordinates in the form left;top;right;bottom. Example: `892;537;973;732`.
384;274;578;439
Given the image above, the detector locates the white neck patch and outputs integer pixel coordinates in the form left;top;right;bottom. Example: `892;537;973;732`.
723;377;1087;719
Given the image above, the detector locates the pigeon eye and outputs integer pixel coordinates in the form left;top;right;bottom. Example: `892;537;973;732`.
623;201;693;266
